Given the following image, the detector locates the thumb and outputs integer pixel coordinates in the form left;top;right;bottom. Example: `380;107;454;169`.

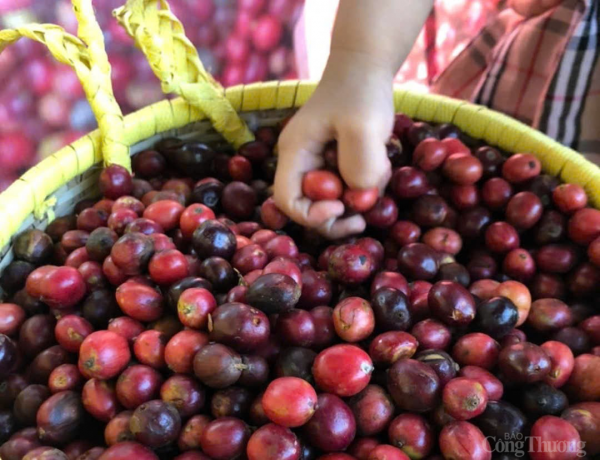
337;125;392;192
274;115;345;228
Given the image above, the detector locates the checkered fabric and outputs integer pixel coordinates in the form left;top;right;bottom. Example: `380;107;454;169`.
432;0;600;161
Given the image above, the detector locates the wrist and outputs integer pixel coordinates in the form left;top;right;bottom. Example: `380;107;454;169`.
322;48;395;86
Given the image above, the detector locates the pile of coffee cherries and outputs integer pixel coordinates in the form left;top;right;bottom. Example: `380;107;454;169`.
0;114;599;460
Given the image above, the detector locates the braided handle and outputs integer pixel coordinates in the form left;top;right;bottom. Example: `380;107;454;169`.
113;0;255;148
0;0;130;170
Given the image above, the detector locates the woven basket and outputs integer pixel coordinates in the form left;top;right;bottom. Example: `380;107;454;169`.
1;0;600;287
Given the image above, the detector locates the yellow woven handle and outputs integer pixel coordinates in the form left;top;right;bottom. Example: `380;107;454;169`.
113;0;255;148
0;0;130;171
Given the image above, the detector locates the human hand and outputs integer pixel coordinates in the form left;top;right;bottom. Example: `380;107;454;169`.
273;51;394;239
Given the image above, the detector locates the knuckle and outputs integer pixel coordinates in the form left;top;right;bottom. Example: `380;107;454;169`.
340;165;383;190
338;119;373;140
338;114;388;139
345;175;371;189
276;132;295;155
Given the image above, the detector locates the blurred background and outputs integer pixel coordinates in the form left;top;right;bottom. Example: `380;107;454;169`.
0;0;503;192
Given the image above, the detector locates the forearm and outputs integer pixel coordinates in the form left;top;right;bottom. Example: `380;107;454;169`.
328;0;434;76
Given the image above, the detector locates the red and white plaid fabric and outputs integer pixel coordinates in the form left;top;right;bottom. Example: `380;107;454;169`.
433;0;600;161
294;0;502;92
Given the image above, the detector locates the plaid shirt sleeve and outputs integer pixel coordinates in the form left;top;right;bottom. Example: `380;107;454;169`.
432;0;600;158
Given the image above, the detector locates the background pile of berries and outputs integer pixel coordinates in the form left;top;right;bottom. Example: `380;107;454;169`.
0;0;303;192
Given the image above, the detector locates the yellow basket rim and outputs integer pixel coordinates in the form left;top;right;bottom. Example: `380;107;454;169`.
1;80;600;252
